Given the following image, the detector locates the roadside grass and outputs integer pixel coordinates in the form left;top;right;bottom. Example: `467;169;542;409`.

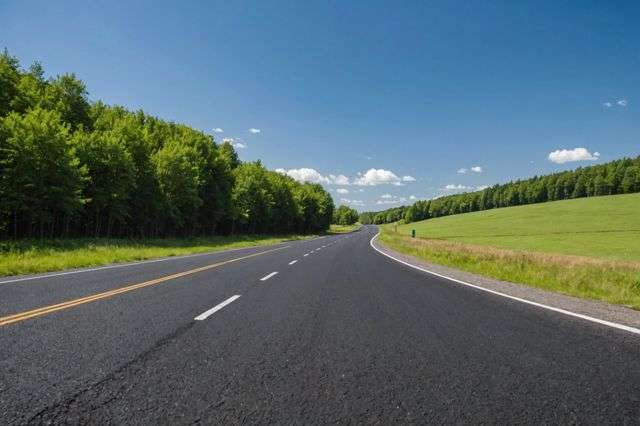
380;229;640;310
328;223;361;234
396;193;640;261
0;234;313;277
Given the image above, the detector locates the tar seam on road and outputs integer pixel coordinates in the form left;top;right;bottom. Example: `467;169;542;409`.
260;272;279;281
0;246;289;327
369;232;640;336
194;295;241;321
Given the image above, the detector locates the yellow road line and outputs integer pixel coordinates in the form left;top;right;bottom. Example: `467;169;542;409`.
0;245;288;327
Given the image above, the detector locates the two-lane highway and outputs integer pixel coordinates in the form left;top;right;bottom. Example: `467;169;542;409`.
1;226;639;423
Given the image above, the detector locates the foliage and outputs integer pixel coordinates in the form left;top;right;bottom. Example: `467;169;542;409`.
0;51;333;238
332;205;359;225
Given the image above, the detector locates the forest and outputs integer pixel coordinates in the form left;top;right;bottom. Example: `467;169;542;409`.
0;51;334;239
332;205;359;226
360;156;640;225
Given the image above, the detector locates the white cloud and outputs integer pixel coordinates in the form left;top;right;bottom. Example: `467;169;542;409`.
376;194;407;205
457;168;467;174
276;168;349;185
354;168;404;186
248;128;261;134
603;102;612;108
548;148;600;164
402;175;416;182
471;166;483;173
441;184;486;192
328;174;350;185
340;198;364;207
617;99;628;107
444;184;474;191
409;195;417;200
222;137;246;149
336;188;349;194
212;128;224;133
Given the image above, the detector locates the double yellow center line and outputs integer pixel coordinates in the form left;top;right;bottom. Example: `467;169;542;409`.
0;245;288;327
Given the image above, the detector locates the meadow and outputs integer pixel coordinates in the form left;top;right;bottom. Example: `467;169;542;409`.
381;194;640;308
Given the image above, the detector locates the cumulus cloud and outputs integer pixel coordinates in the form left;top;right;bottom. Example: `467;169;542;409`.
212;128;224;133
276;168;349;185
548;148;600;164
444;184;474;191
458;166;482;174
354;168;404;186
441;184;487;192
222;137;246;149
409;195;417;200
376;194;408;205
617;99;628;107
329;174;350;185
336;188;349;194
402;175;416;182
248;128;261;134
603;102;612;108
340;198;364;207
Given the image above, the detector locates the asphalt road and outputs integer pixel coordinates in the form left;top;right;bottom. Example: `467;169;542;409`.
1;225;639;424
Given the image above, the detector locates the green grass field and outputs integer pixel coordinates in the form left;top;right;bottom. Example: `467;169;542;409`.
396;193;640;261
0;234;312;277
381;194;640;308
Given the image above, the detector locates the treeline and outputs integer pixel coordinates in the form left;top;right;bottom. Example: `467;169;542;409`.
0;50;333;239
332;205;359;225
361;156;640;225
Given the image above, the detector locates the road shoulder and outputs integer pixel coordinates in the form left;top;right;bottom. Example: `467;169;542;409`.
371;232;640;332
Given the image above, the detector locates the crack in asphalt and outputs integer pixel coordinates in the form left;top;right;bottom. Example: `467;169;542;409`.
27;321;197;424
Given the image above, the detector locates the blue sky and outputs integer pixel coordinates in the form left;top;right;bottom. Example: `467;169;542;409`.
2;1;638;210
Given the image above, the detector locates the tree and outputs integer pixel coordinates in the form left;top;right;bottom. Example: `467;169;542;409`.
0;49;20;117
333;205;359;225
0;108;84;238
73;130;135;236
153;140;203;235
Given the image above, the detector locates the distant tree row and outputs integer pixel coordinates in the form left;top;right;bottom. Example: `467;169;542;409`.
332;205;359;225
0;50;333;238
360;156;640;225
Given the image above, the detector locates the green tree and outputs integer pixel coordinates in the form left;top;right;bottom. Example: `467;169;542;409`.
73;130;135;236
0;108;84;238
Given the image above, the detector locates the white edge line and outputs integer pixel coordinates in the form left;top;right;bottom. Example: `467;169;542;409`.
0;233;333;285
369;231;640;336
194;295;241;321
288;260;298;265
260;271;279;281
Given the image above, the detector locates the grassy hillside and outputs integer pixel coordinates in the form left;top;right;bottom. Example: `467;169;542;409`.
396;193;640;261
381;194;640;308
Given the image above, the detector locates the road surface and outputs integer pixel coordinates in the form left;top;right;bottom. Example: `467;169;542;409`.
1;226;639;423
